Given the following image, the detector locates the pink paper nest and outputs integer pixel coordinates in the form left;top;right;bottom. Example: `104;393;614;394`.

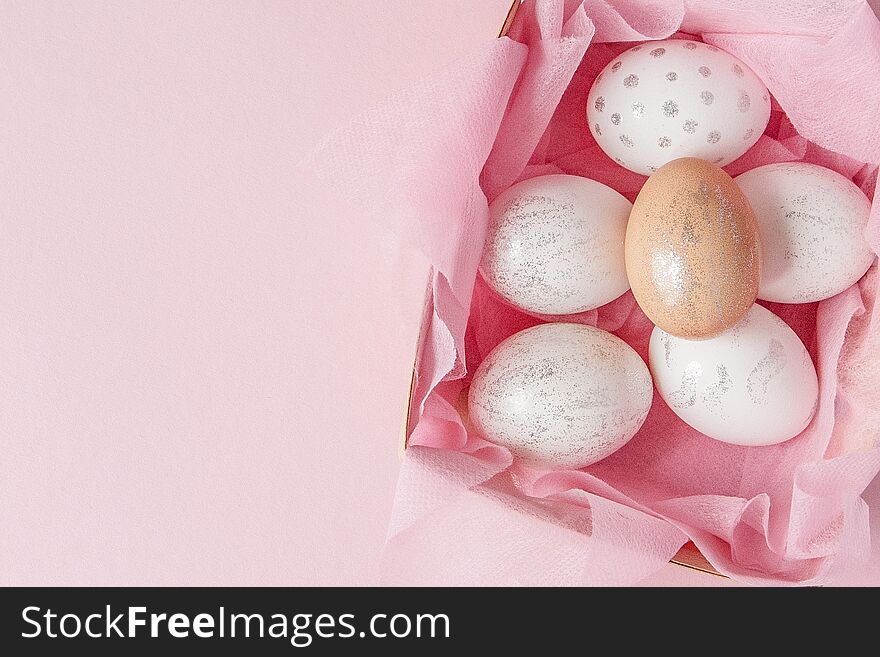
308;0;880;585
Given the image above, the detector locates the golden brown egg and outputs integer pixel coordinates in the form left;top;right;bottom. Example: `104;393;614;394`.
625;157;760;339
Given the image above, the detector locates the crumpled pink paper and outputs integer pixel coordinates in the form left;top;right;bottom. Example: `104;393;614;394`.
308;0;880;585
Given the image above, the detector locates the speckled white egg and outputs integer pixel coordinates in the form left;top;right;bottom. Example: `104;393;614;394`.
587;39;771;175
481;174;632;315
735;162;875;303
649;304;818;446
468;323;653;469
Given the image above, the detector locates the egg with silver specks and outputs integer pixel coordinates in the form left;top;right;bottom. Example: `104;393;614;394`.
468;323;653;469
649;303;818;446
735;162;875;303
481;174;632;315
625;157;761;339
587;39;771;175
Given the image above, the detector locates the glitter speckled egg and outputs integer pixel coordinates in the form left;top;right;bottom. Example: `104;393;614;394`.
481;174;632;315
649;303;818;446
587;39;771;175
468;323;653;469
625;157;761;339
735;162;875;303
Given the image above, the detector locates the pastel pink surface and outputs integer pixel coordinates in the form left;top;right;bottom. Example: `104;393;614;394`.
0;1;510;585
313;0;880;585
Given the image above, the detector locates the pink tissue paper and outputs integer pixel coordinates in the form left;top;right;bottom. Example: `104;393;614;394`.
308;0;880;585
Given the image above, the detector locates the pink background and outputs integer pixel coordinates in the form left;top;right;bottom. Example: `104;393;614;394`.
0;0;509;586
1;0;878;586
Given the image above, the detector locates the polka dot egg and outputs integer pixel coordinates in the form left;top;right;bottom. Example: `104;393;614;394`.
587;39;771;175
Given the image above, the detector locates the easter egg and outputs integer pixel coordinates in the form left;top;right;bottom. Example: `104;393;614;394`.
481;174;632;315
468;323;653;469
587;39;771;175
625;157;761;339
649;303;818;446
735;162;875;303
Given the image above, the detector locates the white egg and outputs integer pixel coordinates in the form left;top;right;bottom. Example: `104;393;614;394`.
481;174;631;315
735;162;875;303
649;304;818;446
468;323;653;468
587;39;771;175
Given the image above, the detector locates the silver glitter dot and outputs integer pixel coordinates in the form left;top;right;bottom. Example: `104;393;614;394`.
594;96;605;112
732;63;744;77
661;333;672;366
713;156;724;163
594;123;602;136
737;90;751;112
666;71;678;81
614;157;624;164
698;66;711;78
682;119;698;134
747;339;786;405
684;42;697;50
743;127;754;141
681;219;698;244
658;136;671;148
703;365;732;416
669;362;701;408
623;74;639;88
648;165;658;172
661;100;679;118
632;102;646;118
620;134;634;148
610;112;621;125
707;130;721;143
650;47;666;58
611;61;622;72
700;90;714;105
630;45;642;52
